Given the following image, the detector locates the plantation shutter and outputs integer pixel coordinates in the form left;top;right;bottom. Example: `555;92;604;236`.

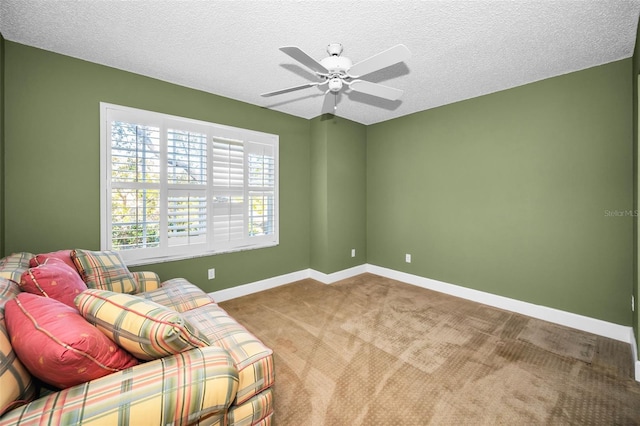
109;120;162;252
102;102;278;265
212;138;246;246
211;137;278;248
247;141;276;239
166;128;208;249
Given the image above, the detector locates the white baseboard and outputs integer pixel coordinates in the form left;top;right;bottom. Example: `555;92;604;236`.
309;264;368;284
209;263;639;381
210;269;310;302
366;264;632;344
631;330;640;382
210;264;367;301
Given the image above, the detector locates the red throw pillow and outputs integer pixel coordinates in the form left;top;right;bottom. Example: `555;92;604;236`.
5;293;138;388
29;250;77;272
20;258;88;309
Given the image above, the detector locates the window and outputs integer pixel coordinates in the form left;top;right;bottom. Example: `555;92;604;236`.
100;103;278;265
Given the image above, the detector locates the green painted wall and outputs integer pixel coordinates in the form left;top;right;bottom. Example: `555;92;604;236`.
367;59;634;326
310;114;367;274
325;115;366;272
3;41;311;292
310;115;330;272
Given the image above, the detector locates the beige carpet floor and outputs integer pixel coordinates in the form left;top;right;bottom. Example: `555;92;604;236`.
219;273;640;425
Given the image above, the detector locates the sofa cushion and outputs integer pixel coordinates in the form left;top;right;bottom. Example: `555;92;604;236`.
75;289;210;361
138;278;215;313
182;303;274;405
0;279;37;416
0;346;239;425
0;252;34;284
131;271;161;293
72;249;137;294
5;293;138;389
227;387;274;426
20;258;88;309
29;249;77;272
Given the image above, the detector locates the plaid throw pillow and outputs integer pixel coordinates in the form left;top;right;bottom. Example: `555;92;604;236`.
75;289;210;361
0;280;37;416
130;271;161;293
72;249;137;294
0;278;21;311
0;252;35;284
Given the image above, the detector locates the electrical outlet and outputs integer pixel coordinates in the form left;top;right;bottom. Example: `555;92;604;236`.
208;268;215;280
351;248;356;258
405;254;412;263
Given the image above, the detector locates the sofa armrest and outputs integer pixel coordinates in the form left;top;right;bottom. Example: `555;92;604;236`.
131;271;161;292
0;346;239;425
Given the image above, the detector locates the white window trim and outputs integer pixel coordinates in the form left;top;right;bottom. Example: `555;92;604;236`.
100;102;279;266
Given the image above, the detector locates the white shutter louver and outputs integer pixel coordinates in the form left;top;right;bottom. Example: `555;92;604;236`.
110;120;161;250
110;188;160;250
212;139;246;244
167;192;207;247
167;129;207;184
247;142;276;237
111;121;161;183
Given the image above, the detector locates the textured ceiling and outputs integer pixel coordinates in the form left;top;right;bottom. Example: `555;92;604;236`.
1;0;639;125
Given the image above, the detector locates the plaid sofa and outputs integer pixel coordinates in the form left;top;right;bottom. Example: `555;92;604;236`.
0;252;274;425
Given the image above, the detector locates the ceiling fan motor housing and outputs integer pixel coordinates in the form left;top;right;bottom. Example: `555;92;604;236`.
320;56;352;74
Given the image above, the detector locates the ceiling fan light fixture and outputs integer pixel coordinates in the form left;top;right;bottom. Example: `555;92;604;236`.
328;77;343;92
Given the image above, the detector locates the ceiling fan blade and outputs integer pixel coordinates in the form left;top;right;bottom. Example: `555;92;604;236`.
347;44;411;78
280;46;329;74
349;80;404;101
261;82;319;97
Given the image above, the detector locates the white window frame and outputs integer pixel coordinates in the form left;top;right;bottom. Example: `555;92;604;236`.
100;102;279;265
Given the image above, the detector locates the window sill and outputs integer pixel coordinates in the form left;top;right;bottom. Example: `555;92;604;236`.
123;243;279;267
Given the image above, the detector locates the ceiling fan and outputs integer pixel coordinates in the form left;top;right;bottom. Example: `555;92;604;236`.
261;43;411;111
